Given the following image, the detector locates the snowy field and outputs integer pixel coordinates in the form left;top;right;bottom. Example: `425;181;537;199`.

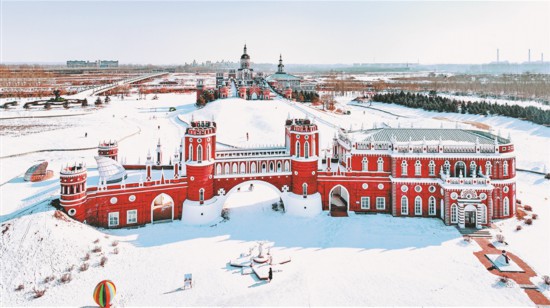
1;84;549;306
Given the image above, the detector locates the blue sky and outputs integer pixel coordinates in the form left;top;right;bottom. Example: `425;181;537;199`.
1;1;549;64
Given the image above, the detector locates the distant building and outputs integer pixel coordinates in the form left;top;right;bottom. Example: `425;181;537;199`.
66;60;119;68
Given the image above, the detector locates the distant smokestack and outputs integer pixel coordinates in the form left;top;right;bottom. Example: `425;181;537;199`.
528;49;531;63
497;49;500;63
542;53;544;63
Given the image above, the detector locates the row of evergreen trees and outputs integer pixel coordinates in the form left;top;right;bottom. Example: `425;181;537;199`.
372;92;550;126
196;90;217;107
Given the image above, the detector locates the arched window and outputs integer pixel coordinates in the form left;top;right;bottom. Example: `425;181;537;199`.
216;164;222;175
232;163;238;174
443;160;450;175
296;141;301;158
503;197;509;216
312;140;316;157
454;161;466;177
401;160;408;176
240;162;246;174
188;144;193;161
362;157;368;171
304;142;310;159
415;160;422;175
486;161;492;177
401;196;408;215
428;196;436;215
377;157;384;172
207;144;211;161
277;162;282;172
224;163;229;174
284;161;290;172
197;145;203;163
451;204;458;223
269;162;274;172
262;163;266;173
415;196;422;215
199;188;205;202
302;183;308;196
428;160;435;176
503;161;509;176
251;162;256;173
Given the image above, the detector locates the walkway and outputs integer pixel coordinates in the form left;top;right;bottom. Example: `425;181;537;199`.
472;238;550;305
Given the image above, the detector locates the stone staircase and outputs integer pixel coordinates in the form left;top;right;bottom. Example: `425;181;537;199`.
457;227;492;238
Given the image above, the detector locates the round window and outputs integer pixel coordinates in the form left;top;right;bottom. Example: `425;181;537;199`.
362;183;368;190
401;185;408;192
503;186;509;193
296;135;300;139
129;195;136;202
429;185;436;193
480;193;487;200
110;197;118;205
415;185;422;193
68;208;76;216
451;192;458;200
378;184;384;190
305;135;309;140
197;138;202;143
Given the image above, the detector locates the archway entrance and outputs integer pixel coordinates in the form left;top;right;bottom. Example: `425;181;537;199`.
455;161;467;177
329;185;349;217
151;193;174;223
221;181;284;220
464;204;477;228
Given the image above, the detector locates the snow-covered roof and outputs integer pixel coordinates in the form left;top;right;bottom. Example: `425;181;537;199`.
95;156;127;183
360;128;510;145
266;72;301;81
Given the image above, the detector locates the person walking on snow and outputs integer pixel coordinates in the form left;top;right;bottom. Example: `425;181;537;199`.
268;267;273;282
246;132;249;141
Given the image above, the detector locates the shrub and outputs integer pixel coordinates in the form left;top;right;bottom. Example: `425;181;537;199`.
100;256;108;267
93;238;100;244
516;225;522;231
60;273;72;283
80;263;89;272
33;288;46;298
66;264;75;272
496;234;506;243
516;208;527;220
543;275;550;285
545;173;550;180
43;275;55;283
525;218;533;225
524;205;532;211
83;253;90;261
15;284;24;291
532;214;538;220
111;240;119;247
113;248;119;255
92;246;102;253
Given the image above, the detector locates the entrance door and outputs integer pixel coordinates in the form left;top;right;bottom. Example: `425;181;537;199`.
465;211;476;228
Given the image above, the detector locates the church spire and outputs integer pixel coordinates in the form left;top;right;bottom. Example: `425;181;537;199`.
278;54;285;73
244;44;247;54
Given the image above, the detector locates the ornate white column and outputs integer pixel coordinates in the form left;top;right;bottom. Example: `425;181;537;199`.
476;204;482;229
458;203;465;229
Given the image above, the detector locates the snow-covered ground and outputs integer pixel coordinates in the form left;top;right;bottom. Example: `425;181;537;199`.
1;85;549;306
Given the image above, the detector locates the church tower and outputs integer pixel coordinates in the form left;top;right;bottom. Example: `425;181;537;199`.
278;54;285;73
286;118;319;197
240;44;250;69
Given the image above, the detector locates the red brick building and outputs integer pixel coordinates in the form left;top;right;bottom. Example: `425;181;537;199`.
60;119;515;229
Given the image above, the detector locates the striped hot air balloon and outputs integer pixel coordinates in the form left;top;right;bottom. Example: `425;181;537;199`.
93;280;116;308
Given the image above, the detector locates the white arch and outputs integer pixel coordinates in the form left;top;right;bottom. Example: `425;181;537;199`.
304;141;310;159
216;164;222;175
199;188;205;202
251;162;256;173
302;183;308;196
277;161;282;172
269;161;274;172
429;160;435;176
329;185;350;212
284;161;290;172
362;157;368;171
377;157;384;171
232;163;238;174
296;141;301;158
224;163;230;174
240;162;246;174
188;144;193;161
151;193;174;223
415;160;421;175
207;144;211;161
478;203;487;224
